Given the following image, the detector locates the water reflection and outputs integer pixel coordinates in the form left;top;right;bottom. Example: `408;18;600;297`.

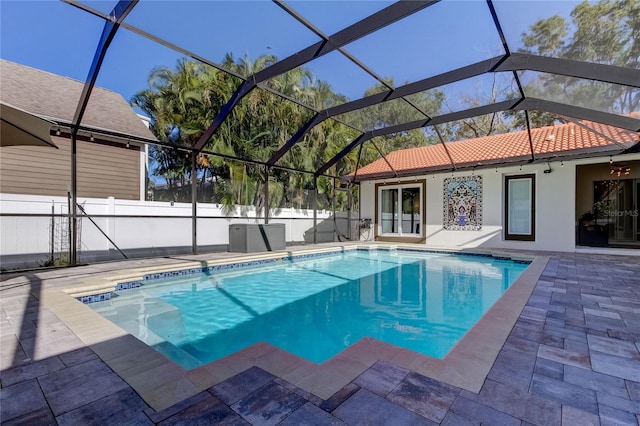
90;252;526;364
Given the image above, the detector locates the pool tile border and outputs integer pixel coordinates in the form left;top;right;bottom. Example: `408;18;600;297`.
41;244;546;412
78;245;532;304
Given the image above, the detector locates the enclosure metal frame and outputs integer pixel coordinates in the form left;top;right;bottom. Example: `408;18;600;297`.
58;0;640;264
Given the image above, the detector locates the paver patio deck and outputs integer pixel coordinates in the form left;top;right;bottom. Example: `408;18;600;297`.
1;245;639;425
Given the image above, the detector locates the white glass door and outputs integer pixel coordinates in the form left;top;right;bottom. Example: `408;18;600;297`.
379;184;422;236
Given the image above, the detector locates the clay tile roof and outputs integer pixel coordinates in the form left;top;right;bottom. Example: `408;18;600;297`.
0;59;156;141
354;119;639;180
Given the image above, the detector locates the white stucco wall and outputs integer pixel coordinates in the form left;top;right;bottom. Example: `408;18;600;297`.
359;153;640;254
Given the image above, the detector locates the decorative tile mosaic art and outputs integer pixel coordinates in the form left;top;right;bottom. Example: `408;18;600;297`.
443;175;482;230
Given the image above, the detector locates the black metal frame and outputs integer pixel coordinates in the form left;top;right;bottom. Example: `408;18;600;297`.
67;0;640;165
68;0;137;264
57;0;640;261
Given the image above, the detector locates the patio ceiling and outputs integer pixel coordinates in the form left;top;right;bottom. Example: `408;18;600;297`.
58;0;640;178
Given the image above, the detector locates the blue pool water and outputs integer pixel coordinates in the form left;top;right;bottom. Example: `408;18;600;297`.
90;249;529;368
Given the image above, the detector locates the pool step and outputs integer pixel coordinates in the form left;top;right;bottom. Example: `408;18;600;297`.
63;277;116;299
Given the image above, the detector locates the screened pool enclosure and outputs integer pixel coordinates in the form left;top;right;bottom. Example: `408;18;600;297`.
0;0;638;270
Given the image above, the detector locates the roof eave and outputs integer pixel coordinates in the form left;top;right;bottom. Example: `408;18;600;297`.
347;143;638;183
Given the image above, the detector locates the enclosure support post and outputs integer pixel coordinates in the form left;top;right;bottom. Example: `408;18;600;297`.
70;136;77;265
358;183;362;241
332;177;337;242
347;185;352;241
50;201;55;263
191;151;198;255
313;176;318;245
264;166;269;224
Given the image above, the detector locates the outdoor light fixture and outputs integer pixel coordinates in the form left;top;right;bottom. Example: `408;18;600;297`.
55;128;61;136
561;161;564;167
610;163;631;177
89;133;94;142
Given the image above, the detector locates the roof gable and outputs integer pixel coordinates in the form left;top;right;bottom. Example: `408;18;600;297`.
0;59;156;141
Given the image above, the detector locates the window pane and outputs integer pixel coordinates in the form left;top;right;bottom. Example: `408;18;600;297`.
402;188;420;234
508;178;532;235
381;188;397;233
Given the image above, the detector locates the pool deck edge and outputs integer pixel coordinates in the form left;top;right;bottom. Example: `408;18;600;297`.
37;246;546;410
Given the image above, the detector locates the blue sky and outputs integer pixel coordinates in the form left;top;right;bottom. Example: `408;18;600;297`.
1;1;579;109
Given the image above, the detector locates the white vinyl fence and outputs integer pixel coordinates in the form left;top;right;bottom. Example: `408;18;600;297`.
0;193;354;269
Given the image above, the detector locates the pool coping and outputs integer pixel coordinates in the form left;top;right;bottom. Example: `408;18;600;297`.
39;244;547;412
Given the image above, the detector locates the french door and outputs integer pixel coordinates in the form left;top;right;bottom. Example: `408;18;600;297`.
379;184;422;236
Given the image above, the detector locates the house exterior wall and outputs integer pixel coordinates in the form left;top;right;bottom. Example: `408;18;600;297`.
359;153;640;253
0;135;141;200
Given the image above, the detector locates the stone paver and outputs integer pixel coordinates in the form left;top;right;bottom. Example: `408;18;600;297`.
55;388;152;426
463;378;562;425
278;402;347;426
564;365;629;399
159;396;245;426
449;396;520;425
231;381;306;426
487;348;537;390
537;344;591;370
37;358;130;416
591;351;640;382
318;383;360;412
1;249;639;425
333;389;434;426
0;379;50;423
588;334;640;359
210;366;276;406
0;356;65;387
530;373;598;414
561;405;600;426
534;357;564;380
387;372;459;423
598;404;638;426
352;360;409;397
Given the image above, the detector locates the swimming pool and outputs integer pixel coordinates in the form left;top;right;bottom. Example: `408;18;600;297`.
89;249;529;368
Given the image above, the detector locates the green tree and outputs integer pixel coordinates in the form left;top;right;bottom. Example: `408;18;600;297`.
133;55;445;212
131;59;240;201
437;73;518;141
518;0;640;125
